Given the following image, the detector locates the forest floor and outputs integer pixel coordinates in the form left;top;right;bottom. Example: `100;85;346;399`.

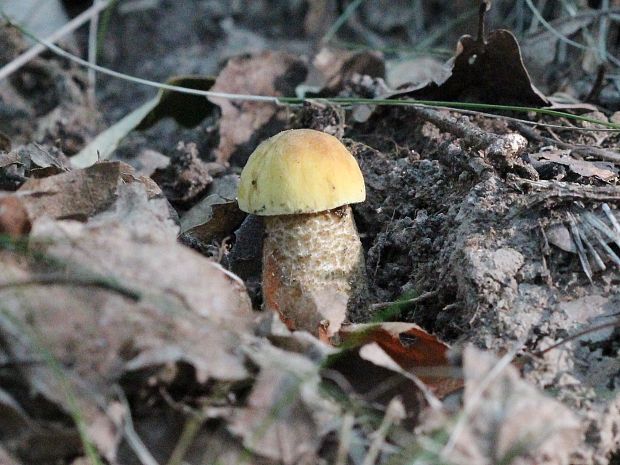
0;1;619;464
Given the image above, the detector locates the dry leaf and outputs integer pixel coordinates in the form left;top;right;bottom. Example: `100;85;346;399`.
336;322;458;397
532;150;617;181
209;51;307;166
394;29;548;106
313;47;385;95
151;142;224;207
0;216;254;462
0;195;30;237
180;174;245;245
16;162;123;221
447;346;582;465
229;341;340;465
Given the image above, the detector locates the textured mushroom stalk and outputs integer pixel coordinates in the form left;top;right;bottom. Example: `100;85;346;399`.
262;205;368;333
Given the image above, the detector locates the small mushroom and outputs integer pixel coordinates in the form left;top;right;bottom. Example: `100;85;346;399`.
237;129;368;333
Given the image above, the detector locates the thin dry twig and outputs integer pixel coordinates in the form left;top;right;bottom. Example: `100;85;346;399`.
114;386;161;465
509;177;620;211
361;398;405;465
370;290;439;311
408;106;538;179
535;320;620;357
515;122;620;164
441;339;525;457
335;412;355;465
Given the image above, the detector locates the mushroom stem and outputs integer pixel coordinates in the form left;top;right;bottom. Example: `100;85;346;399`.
262;205;368;332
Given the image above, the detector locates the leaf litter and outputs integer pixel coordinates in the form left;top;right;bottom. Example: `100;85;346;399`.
1;2;620;465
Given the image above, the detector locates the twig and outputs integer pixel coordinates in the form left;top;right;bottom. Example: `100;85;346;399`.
361;398;405;465
515;122;620;164
335;412;355;465
166;416;205;465
535;321;620;357
4;13;620;131
407;106;538;179
0;1;112;82
508;178;620;211
602;203;620;234
568;212;593;282
441;339;525;457
0;275;141;301
370;290;439;311
114;386;161;465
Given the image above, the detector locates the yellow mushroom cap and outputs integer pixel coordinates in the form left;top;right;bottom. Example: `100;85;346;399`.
237;129;366;215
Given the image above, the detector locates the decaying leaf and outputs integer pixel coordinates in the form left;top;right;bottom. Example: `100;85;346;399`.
312;47;385;95
0;143;68;190
335;322;458;397
71;76;218;168
445;346;582;465
0;195;30;237
15;161;123;221
0;208;253;462
531;150;617;181
339;323;448;366
229;340;340;465
392;5;548;107
180;174;246;245
208;51;307;166
4;162;171;232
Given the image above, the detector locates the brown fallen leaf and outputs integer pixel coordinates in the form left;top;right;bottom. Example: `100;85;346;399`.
531;150;617;181
0;195;30;237
0;216;254;462
16;161;123;221
208;51;307;166
0;143;68;190
229;340;340;465
444;346;582;465
335;322;460;398
180;174;246;247
312;47;385;96
392;5;548;107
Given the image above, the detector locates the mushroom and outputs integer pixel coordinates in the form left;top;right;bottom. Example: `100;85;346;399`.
237;129;368;333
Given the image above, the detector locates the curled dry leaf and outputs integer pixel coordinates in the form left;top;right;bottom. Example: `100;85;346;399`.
335;322;459;397
180;174;246;246
16;162;124;221
531;150;617;182
312;47;385;96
